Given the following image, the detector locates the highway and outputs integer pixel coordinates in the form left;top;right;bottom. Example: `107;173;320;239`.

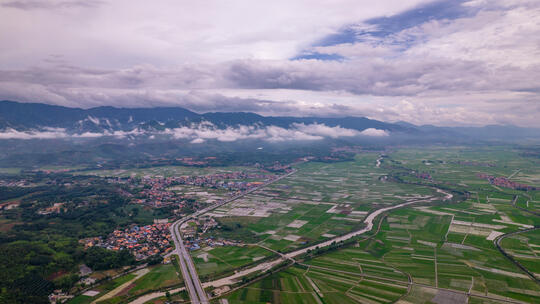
169;169;297;304
170;221;205;303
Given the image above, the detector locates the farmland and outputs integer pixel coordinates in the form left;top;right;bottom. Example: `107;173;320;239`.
191;245;276;279
218;146;540;303
76;165;266;179
5;144;540;304
204;154;437;253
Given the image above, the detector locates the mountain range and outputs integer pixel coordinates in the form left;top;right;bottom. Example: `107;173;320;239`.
0;100;538;142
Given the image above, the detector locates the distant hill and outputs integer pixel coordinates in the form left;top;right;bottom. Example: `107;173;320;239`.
0;100;406;134
0;100;538;142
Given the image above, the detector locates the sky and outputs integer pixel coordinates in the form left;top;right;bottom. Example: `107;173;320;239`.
1;0;539;127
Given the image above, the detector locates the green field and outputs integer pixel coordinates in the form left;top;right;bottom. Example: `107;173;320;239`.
56;146;540;304
68;273;136;304
206;153;438;252
93;264;182;304
129;264;182;294
192;245;276;279
218;146;540;303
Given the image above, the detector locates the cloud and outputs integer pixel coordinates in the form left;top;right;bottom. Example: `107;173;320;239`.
0;0;539;127
0;122;381;142
360;128;389;137
1;0;103;10
0;127;144;139
0;127;67;139
0;0;434;67
292;123;360;138
163;123;328;142
190;138;205;144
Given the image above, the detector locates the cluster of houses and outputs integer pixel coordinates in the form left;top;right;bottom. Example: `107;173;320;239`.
0;201;19;211
80;221;173;260
144;171;270;190
416;172;433;180
136;178;181;207
128;171;273;207
477;173;536;191
0;178;35;187
180;217;243;250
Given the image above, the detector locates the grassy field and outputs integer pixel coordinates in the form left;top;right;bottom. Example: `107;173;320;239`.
223;264;408;304
95;264;183;303
68;273;136;304
129;264;182;294
192;245;276;279
500;229;540;274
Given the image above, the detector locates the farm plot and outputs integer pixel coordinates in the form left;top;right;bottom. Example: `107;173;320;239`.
93;264;182;304
296;205;540;303
223;265;407;304
262;155;435;207
500;229;540;274
68;273;137;304
191;245;276;279
206;155;437;252
220;146;540;304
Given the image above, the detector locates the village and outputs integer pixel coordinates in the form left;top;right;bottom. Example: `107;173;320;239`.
477;173;537;190
126;171;273;208
179;216;244;251
79;220;173;261
79;216;243;262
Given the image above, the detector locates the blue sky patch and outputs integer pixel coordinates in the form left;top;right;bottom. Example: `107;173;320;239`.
295;0;476;60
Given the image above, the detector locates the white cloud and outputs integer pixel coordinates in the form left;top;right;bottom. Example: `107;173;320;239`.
0;122;379;141
0;0;435;68
190;138;205;144
292;123;360;138
360;128;389;137
0;127;67;139
0;0;539;127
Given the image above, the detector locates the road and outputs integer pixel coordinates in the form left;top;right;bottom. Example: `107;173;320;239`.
169;169;298;304
283;190;452;260
170;221;205;303
494;226;540;284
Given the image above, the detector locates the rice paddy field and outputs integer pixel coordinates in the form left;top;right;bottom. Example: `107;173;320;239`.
217;146;540;304
191;245;276;279
205;153;438;253
223;261;410;304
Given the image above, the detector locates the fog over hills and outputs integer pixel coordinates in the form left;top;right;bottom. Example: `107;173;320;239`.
1;100;538;143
